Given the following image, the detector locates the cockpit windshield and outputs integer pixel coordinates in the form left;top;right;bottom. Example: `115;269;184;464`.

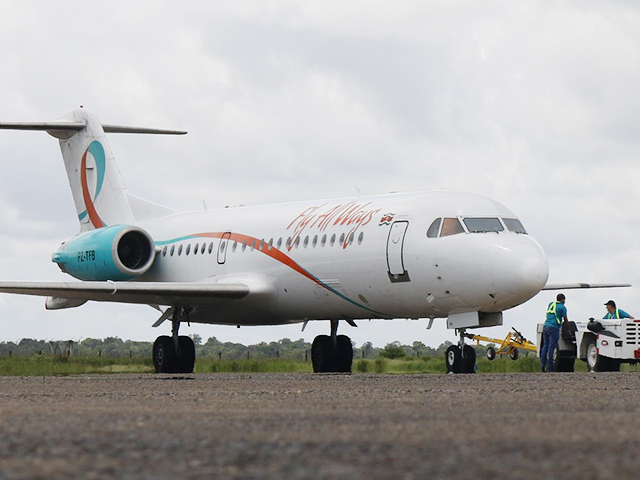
463;217;504;233
427;216;527;237
503;218;527;234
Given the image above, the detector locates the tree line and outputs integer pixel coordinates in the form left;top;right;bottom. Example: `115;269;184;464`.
0;336;475;360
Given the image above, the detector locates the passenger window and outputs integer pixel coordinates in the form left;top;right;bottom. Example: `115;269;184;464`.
440;218;465;237
231;242;237;253
194;243;199;255
348;233;354;245
312;235;318;248
303;236;309;248
178;245;183;256
209;242;214;254
294;237;300;248
201;244;206;254
330;234;336;246
170;245;175;256
162;246;167;257
358;232;364;245
321;235;327;247
504;218;527;234
277;238;282;249
268;238;273;250
427;218;441;238
463;218;504;233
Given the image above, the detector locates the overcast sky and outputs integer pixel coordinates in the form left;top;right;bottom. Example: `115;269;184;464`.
0;1;639;349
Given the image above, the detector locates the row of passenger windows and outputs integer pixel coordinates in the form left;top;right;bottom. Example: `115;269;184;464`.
160;231;366;257
426;217;527;238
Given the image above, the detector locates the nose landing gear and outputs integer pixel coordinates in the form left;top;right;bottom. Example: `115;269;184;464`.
445;329;477;374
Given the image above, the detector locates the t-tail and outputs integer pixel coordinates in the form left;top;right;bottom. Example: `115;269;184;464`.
0;107;185;231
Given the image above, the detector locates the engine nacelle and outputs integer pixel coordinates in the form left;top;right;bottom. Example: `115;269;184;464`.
52;225;156;281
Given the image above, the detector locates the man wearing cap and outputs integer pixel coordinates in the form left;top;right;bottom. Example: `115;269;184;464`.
603;300;634;319
540;293;569;372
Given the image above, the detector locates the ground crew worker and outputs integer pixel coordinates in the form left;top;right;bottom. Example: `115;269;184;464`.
603;300;634;319
540;293;569;372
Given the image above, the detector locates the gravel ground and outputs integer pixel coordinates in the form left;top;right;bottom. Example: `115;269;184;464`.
0;372;639;479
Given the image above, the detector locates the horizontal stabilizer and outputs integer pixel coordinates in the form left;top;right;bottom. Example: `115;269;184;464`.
103;124;187;135
0;122;186;136
542;283;631;290
0;121;85;131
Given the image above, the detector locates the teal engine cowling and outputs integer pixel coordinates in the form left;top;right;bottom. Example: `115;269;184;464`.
52;225;156;281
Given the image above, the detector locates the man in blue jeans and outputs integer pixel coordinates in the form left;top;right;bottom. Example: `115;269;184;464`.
540;293;568;372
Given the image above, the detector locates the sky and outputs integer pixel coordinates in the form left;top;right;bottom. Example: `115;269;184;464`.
0;1;639;349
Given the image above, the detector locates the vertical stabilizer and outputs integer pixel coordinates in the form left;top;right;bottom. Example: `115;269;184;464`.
0;108;185;231
55;108;135;231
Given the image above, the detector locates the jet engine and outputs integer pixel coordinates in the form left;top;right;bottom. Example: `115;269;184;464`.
52;225;156;281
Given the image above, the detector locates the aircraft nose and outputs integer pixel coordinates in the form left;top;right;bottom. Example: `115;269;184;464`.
491;237;549;299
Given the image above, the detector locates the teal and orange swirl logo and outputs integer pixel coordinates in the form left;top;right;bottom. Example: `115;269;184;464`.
79;141;106;228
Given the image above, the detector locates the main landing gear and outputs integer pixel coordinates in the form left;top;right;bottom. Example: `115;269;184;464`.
311;320;354;373
152;306;196;374
445;328;477;374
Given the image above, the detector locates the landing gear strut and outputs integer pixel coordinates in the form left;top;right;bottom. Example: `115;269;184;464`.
311;319;353;373
445;328;476;374
152;306;196;374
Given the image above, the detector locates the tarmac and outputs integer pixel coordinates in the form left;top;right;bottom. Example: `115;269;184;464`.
1;372;639;479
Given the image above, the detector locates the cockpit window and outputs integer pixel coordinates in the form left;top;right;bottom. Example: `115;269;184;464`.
463;217;504;233
504;218;527;234
440;217;465;237
427;218;441;238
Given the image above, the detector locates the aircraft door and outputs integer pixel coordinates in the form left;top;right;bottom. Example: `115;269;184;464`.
217;232;231;264
386;221;410;282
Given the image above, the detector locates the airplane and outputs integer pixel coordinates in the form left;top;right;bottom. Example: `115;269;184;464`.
0;107;628;374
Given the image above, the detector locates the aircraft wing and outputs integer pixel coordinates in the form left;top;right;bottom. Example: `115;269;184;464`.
542;283;631;290
0;281;249;308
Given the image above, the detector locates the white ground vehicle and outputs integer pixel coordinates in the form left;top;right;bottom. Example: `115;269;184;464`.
537;318;640;372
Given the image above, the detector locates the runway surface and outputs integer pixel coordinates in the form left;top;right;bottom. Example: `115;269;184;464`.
0;372;639;479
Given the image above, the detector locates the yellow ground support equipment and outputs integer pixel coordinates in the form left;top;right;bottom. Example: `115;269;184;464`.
464;327;536;361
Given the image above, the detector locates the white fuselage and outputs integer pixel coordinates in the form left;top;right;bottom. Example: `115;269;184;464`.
131;190;549;326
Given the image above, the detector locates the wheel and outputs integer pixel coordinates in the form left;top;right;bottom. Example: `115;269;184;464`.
463;345;476;373
312;335;335;373
486;346;496;361
335;335;353;373
555;356;575;372
177;335;196;373
510;348;519;361
153;336;176;373
445;345;462;374
585;337;620;372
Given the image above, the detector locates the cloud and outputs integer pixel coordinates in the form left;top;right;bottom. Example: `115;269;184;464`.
0;1;639;348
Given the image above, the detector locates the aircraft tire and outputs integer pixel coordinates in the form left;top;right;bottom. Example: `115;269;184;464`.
554;356;575;372
463;345;476;373
335;335;353;373
312;335;336;373
445;345;462;374
153;335;176;373
177;335;196;374
486;346;496;361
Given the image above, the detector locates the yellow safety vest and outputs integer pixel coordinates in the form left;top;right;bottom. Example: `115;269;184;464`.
547;302;562;325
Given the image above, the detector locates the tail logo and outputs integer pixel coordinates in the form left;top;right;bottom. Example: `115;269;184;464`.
79;141;106;228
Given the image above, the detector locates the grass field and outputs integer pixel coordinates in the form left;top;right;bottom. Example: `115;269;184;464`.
1;354;639;376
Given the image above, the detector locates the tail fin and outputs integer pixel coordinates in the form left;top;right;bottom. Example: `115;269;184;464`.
0;107;185;231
